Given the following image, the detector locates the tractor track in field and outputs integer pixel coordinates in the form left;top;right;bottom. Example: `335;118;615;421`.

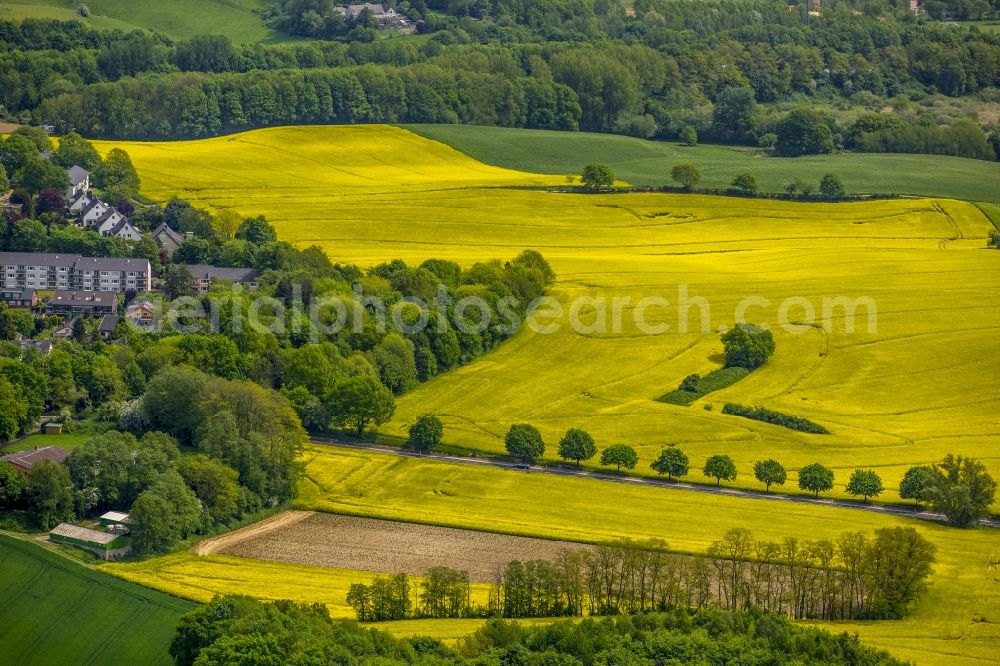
310;439;1000;530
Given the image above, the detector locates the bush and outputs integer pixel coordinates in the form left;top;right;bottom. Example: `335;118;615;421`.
819;173;846;199
658;367;749;406
730;172;758;195
680;125;698;146
722;404;829;434
671;163;701;190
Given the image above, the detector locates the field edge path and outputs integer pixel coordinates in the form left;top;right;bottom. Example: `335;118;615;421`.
193;510;314;556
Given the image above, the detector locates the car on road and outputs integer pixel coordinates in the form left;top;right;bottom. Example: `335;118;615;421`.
513;464;531;470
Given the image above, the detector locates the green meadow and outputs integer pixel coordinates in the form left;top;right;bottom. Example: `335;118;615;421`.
408;124;1000;202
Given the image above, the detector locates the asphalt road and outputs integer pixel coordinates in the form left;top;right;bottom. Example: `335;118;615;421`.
310;438;1000;530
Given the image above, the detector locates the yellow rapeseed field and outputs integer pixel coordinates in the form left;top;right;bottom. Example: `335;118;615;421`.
292;445;1000;665
96;126;1000;662
102;550;494;619
104;445;1000;664
97;126;1000;497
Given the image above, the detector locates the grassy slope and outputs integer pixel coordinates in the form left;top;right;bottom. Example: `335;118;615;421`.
406;124;1000;202
97;125;1000;502
0;0;282;42
103;445;1000;665
0;534;195;666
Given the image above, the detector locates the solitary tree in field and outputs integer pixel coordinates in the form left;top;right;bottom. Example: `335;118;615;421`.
671;163;700;191
925;454;997;528
581;163;614;191
846;469;883;502
703;454;737;486
505;424;545;464
651;446;689;481
899;465;936;507
730;172;758;195
819;173;846;199
408;415;444;454
722;323;775;370
600;444;638;472
798;462;835;497
753;458;787;493
558;428;597;468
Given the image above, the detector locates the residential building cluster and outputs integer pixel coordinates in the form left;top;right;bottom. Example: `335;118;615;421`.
64;166;142;241
334;3;415;33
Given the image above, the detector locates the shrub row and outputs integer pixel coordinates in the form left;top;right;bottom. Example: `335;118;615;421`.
722;403;829;434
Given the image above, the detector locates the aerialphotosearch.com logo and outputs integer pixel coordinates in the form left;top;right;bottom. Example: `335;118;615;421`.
132;284;878;339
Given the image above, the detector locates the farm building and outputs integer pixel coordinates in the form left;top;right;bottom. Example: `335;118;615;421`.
49;523;132;560
43;422;63;435
99;511;131;529
0;446;69;475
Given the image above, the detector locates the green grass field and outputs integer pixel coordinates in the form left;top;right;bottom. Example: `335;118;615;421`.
407;124;1000;202
0;534;195;665
2;433;92;453
0;0;282;42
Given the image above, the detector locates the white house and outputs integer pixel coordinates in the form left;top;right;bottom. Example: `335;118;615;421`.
79;199;111;225
65;166;90;198
92;209;127;235
104;219;142;241
67;190;93;214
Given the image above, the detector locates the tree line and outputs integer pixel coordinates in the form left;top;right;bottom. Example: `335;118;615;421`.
172;595;906;665
2;9;997;159
482;417;995;527
346;525;935;622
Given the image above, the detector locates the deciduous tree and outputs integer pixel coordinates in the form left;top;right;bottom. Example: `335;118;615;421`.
600;444;638;472
581;163;614;191
326;375;395;437
409;415;444;453
703;454;737;486
558;428;597;468
27;459;74;529
721;324;775;370
846;469;883;502
651;446;689;480
671;163;700;190
753;458;786;492
798;462;834;497
505;423;544;464
926;454;997;528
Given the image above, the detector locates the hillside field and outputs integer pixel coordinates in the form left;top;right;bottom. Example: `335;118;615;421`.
0;0;280;42
103;444;1000;665
0;534;195;665
105;550;495;620
97;125;1000;502
407;124;1000;202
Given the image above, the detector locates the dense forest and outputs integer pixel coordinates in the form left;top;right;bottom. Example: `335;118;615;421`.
171;597;907;665
1;0;998;158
